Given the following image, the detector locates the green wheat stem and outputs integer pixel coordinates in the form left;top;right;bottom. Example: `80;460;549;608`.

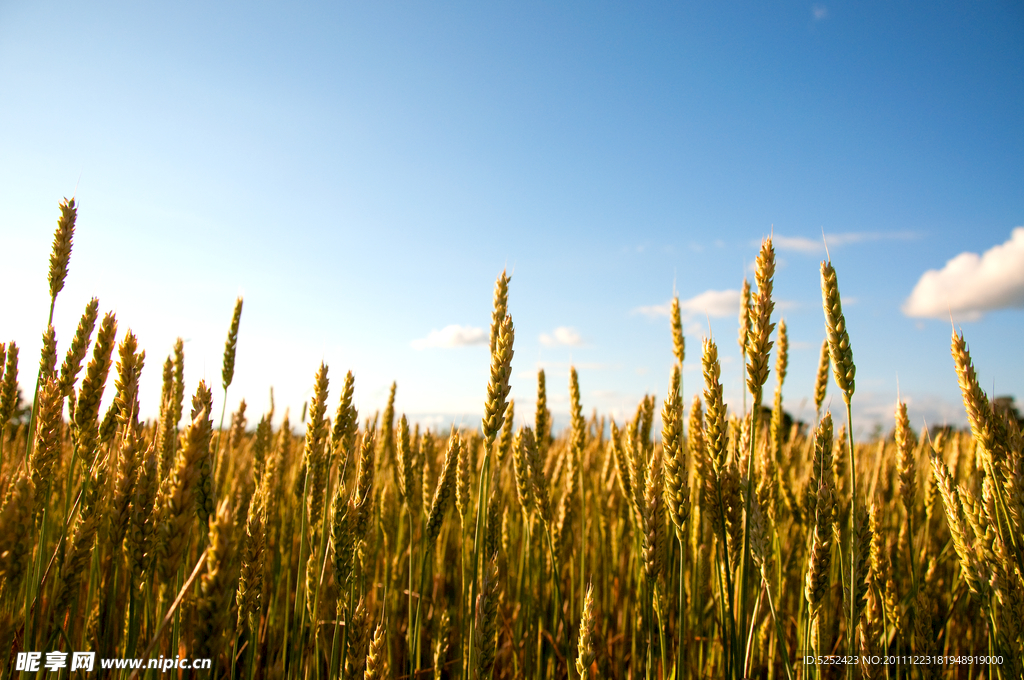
906;511;917;598
522;517;533;678
713;493;736;680
656;589;668;680
218;392;229;458
645;584;653;680
742;584;763;679
759;571;794;680
845;398;856;680
406;508;414;678
230;623;240;680
310;452;339;680
737;405;759;679
580;444;586;634
542;518;570;679
336;582;355;680
170;565;184;668
246;619;258;680
26;492;52;650
412;542;431;677
466;437;495;680
676;534;686;680
290;467;312;675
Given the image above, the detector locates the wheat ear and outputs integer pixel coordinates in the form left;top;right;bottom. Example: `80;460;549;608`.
951;330;1005;462
237;482;266;631
425;427;460;545
396;414;413;506
29;378;63;522
0;343;18;428
474;557;499;679
535;369;551;455
48;197;75;303
363;620;388;680
671;295;686;367
331;370;359;470
820;256;859;673
576;582;596;680
155;400;213;584
0;470;35;600
663;364;690;540
302;362;330;530
73;312;117;470
58;297;99;397
221;297;243;392
813;339;829;419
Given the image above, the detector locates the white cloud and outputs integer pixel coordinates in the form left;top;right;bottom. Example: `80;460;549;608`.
591;389;620;400
850;391;967;436
772;231;916;254
634;289;741;320
903;228;1024;321
812;5;828;20
633;302;672;318
515;360;612;380
685;320;708;339
773;235;824;253
539;326;583;347
683;289;742;317
410;325;487;350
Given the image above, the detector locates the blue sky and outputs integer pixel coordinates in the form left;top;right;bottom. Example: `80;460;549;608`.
1;1;1021;437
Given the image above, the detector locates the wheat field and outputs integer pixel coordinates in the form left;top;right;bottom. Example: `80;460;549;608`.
0;198;1022;680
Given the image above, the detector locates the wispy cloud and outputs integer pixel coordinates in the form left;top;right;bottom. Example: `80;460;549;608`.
410;324;487;350
773;235;825;253
634;289;741;320
771;231;916;254
851;392;967;435
539;326;583;347
812;5;828;20
633;303;672;318
903;228;1024;321
515;360;613;380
